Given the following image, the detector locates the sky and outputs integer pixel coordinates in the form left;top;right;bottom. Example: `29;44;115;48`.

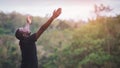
0;0;120;21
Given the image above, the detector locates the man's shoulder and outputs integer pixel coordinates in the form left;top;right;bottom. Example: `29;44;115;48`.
28;33;37;42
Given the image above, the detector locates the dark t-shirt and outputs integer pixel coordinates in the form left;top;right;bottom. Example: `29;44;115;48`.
18;33;38;68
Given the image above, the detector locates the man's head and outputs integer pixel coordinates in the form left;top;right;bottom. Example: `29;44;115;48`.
15;28;31;40
15;16;32;40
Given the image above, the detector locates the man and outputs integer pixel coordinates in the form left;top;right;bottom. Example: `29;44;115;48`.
15;8;62;68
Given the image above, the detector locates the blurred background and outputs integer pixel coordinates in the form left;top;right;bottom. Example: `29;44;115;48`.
0;0;120;68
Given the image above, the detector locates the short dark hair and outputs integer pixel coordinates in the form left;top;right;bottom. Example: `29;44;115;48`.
15;29;24;40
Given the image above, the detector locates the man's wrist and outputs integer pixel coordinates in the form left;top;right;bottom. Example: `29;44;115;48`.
51;16;55;20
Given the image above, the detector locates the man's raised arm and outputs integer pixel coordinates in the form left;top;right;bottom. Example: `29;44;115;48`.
36;8;62;40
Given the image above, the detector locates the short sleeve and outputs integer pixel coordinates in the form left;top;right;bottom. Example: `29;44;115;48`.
28;33;37;42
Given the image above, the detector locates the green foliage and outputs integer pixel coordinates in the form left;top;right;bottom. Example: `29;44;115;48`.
0;35;20;68
44;16;120;68
0;11;120;68
79;52;111;65
0;28;11;34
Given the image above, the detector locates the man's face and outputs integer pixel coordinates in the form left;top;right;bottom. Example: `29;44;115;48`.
21;31;31;37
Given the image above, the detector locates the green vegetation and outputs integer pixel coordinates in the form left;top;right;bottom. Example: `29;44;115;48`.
0;11;120;68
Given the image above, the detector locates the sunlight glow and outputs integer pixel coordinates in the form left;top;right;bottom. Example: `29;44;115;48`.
0;0;120;21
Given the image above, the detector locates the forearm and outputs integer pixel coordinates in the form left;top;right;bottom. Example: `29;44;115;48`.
40;17;54;31
36;16;55;39
35;8;61;39
24;23;30;32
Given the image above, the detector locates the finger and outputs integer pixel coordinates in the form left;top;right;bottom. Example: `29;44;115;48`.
53;10;56;13
57;8;62;12
57;8;62;14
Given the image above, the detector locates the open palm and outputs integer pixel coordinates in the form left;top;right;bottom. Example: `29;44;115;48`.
52;8;62;19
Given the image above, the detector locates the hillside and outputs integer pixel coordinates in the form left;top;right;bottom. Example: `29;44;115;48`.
0;11;120;68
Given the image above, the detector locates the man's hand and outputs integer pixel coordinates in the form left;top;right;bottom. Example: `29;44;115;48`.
52;8;62;19
26;16;32;24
